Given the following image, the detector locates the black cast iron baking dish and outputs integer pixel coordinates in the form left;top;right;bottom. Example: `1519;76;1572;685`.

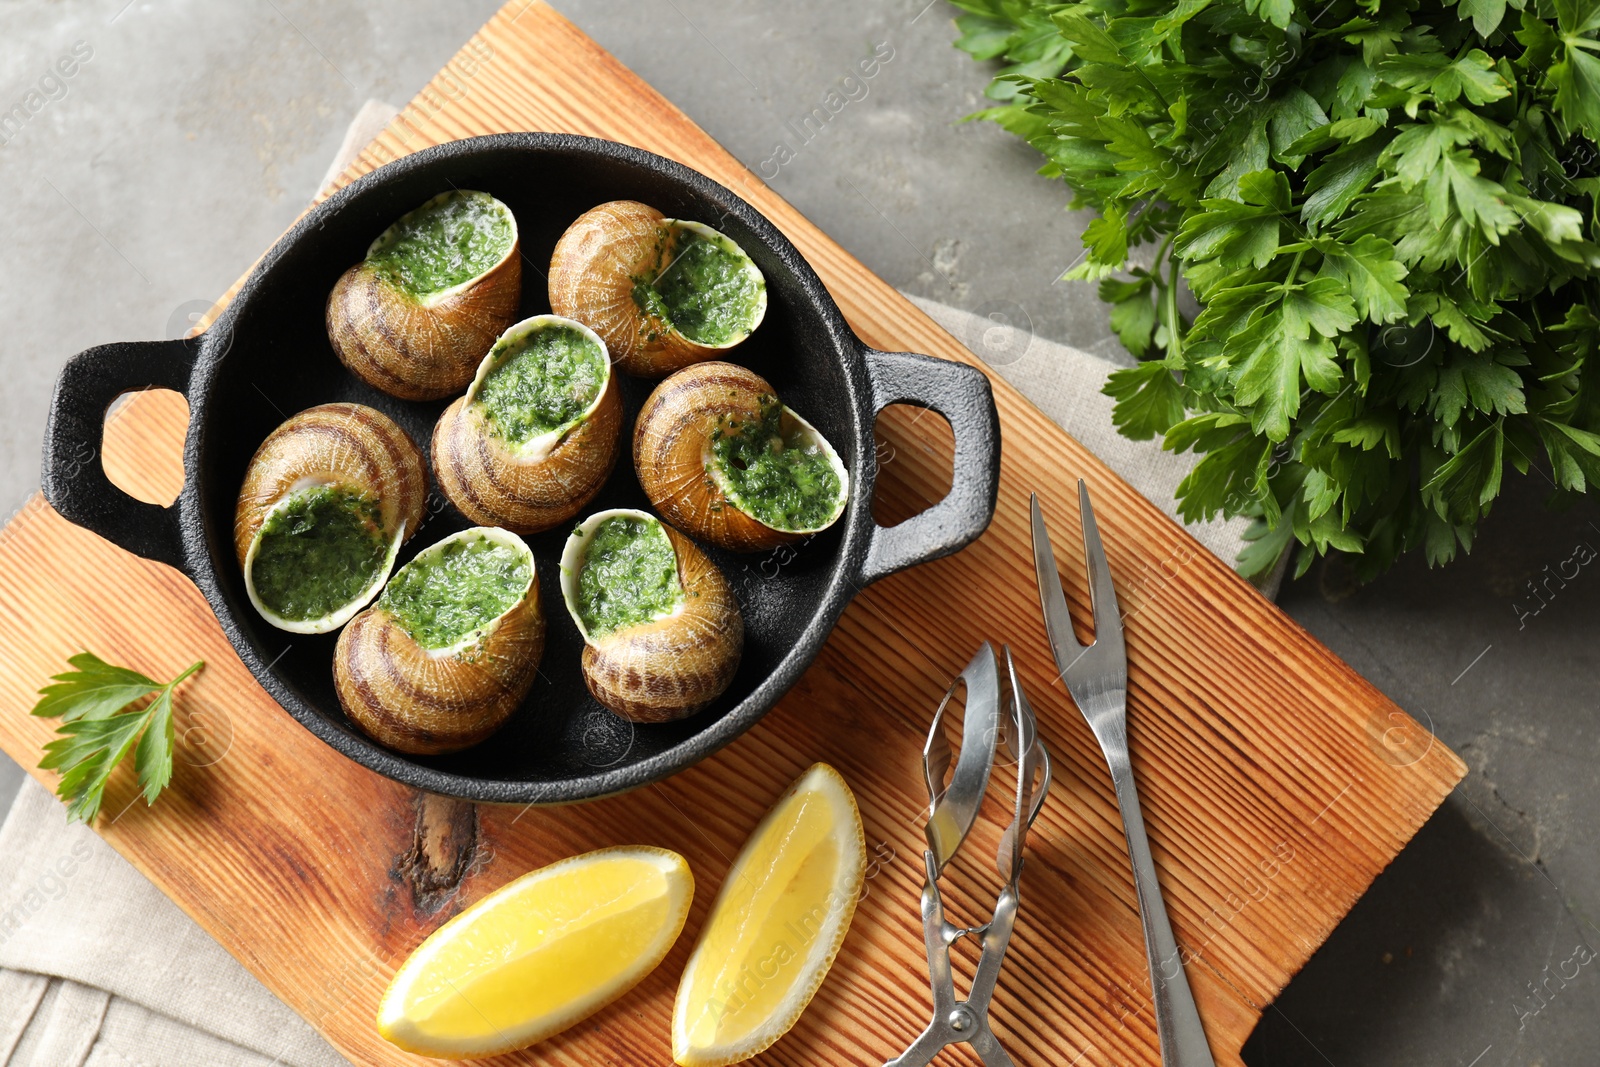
40;133;1000;805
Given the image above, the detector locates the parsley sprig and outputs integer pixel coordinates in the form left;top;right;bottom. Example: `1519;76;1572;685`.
33;652;205;824
954;0;1600;579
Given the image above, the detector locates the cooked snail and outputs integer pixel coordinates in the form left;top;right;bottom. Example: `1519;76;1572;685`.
432;314;623;534
633;362;848;552
334;527;543;755
327;190;521;400
560;509;743;722
235;403;427;634
548;200;766;377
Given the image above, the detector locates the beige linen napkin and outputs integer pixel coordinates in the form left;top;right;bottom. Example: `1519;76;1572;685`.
0;101;1257;1067
0;779;350;1067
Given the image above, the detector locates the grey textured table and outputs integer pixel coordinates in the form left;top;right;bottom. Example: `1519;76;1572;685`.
0;2;1596;1065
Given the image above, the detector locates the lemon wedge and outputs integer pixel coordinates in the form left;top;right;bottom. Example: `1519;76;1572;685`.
378;845;693;1059
673;763;866;1066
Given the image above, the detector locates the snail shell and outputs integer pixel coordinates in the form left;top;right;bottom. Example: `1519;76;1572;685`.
560;509;743;723
633;362;849;552
327;190;522;401
235;403;427;634
334;527;544;755
548;201;767;377
432;315;623;534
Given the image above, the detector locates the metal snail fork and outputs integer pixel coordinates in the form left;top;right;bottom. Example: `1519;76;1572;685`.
1032;481;1216;1067
885;642;1052;1067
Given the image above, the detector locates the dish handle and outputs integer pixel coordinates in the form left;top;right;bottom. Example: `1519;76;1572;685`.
857;347;1000;585
41;338;196;573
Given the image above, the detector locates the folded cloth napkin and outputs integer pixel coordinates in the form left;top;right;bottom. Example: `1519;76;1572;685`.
0;779;350;1067
0;101;1259;1067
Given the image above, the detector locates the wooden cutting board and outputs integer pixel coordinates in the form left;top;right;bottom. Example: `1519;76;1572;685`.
0;3;1464;1064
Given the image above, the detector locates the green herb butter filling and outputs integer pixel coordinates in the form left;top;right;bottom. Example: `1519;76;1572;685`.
475;322;607;447
712;399;844;532
380;534;532;650
251;485;390;622
367;190;514;299
576;516;683;638
635;227;762;346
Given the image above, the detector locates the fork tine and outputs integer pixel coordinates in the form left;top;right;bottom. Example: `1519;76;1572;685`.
1077;480;1126;663
1030;493;1084;677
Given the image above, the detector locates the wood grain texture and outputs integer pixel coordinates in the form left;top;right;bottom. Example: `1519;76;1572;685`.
0;4;1464;1065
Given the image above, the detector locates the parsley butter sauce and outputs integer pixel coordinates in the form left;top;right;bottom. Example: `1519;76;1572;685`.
713;396;844;532
380;533;533;650
636;227;764;346
250;485;390;623
574;514;683;638
476;321;607;447
367;190;515;299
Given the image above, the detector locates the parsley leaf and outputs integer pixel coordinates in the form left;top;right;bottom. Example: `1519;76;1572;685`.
1319;235;1409;322
1105;360;1186;438
1376;49;1511;106
1102;274;1159;356
33;652;204;823
1455;0;1510;36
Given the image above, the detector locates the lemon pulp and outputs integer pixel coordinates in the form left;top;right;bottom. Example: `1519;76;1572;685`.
673;763;865;1066
379;846;693;1058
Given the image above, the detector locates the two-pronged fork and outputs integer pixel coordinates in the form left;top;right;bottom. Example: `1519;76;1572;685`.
1031;481;1215;1067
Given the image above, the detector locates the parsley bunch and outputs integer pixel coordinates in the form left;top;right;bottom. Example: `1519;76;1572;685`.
953;0;1600;578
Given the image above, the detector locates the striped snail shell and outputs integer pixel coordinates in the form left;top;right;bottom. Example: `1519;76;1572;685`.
334;527;544;755
432;315;623;534
234;403;427;634
633;362;849;553
548;200;767;377
326;190;521;400
560;509;743;723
